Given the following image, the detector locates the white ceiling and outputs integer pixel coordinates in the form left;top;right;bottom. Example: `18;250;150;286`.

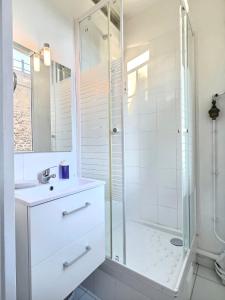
124;0;159;19
47;0;159;20
47;0;94;20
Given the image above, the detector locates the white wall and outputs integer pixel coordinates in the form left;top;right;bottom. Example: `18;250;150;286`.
13;0;77;181
190;0;225;253
124;0;182;230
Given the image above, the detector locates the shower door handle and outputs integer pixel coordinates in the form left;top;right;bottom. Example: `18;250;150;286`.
112;128;119;135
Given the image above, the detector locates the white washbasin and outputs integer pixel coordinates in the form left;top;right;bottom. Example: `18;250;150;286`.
15;178;104;207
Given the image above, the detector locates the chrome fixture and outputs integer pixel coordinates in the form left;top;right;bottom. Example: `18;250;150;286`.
63;246;91;269
62;202;91;217
112;127;119;135
38;167;56;184
208;92;225;245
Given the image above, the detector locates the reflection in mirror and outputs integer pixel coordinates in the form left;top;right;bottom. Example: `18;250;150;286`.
13;43;72;153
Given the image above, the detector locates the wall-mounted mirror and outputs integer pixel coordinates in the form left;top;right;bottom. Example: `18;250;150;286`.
13;43;72;153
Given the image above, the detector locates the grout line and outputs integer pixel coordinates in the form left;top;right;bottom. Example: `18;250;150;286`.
80;286;102;300
196;272;222;286
196;265;223;285
190;263;199;300
80;291;88;300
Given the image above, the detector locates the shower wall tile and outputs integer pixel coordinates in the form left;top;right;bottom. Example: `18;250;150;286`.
156;92;176;112
177;192;183;229
141;184;158;206
125;133;139;151
158;169;177;189
140;167;157;184
158;111;176;132
140;204;158;224
158;188;178;210
138;97;157;114
125;150;140;166
158;206;178;228
139;150;157;168
125;166;140;184
158;132;177;169
139;132;157;150
126;183;142;220
139;113;157;132
125;6;182;231
14;154;24;181
124;113;139;131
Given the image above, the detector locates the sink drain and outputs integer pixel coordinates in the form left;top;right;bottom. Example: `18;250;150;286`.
170;238;183;247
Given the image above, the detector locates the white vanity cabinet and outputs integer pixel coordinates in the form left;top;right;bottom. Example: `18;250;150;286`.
16;182;105;300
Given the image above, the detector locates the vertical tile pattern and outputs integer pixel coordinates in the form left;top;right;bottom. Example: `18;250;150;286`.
125;30;181;230
52;77;72;151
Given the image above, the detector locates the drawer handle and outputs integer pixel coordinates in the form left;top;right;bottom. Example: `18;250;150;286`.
62;202;91;217
63;246;91;269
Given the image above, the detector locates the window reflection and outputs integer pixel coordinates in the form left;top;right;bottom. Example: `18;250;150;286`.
127;50;150;72
128;71;137;97
127;50;150;111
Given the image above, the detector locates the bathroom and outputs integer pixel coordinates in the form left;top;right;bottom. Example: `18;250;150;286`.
0;0;225;299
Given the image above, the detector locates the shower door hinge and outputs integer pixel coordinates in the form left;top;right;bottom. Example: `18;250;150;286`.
178;128;189;134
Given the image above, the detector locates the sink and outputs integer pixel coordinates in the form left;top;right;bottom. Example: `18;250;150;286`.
15;178;104;207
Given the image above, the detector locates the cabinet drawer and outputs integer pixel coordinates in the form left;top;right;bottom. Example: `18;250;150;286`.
29;186;105;266
31;225;105;300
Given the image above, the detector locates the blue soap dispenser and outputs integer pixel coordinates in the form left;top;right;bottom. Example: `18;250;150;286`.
59;160;69;179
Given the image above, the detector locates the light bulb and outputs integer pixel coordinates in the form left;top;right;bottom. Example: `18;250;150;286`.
33;53;40;72
43;43;51;66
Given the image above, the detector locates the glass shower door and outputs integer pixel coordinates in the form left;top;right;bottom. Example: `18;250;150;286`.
78;0;125;263
180;7;196;250
79;6;111;257
109;0;125;264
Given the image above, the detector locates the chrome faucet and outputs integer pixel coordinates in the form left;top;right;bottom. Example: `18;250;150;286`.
38;167;57;184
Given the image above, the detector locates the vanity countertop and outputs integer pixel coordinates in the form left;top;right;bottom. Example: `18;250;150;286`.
15;178;105;207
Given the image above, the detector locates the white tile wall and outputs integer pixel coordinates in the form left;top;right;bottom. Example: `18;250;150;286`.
124;0;182;230
14;152;76;182
189;0;225;253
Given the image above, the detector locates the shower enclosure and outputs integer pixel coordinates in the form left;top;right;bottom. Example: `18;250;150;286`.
76;0;196;292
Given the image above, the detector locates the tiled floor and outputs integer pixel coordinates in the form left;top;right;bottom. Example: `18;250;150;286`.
191;265;225;300
72;265;225;300
69;286;101;300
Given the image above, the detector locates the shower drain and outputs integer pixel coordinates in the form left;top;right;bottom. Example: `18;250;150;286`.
170;238;183;247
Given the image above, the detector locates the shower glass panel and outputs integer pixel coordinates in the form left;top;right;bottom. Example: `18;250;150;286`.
123;0;188;288
78;0;196;292
78;0;124;261
109;0;125;264
79;6;111;256
187;18;196;247
180;7;196;250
